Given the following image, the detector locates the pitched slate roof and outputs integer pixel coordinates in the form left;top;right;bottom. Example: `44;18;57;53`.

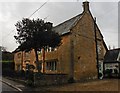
53;13;83;35
13;13;83;53
104;48;120;62
12;47;20;53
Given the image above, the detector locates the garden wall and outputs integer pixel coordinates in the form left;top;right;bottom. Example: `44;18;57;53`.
34;73;68;86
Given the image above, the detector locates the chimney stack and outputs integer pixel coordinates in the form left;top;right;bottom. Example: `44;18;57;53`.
83;1;89;12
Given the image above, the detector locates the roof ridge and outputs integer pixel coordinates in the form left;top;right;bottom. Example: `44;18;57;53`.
53;13;83;35
104;48;120;62
109;48;120;51
54;13;83;28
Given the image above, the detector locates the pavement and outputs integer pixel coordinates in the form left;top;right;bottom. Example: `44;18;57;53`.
2;81;18;91
1;77;25;91
1;77;48;91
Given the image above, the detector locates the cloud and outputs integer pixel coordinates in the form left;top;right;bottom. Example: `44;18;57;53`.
0;0;119;2
0;1;118;51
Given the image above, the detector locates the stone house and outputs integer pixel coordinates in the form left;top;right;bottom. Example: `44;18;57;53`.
103;48;120;78
14;1;107;81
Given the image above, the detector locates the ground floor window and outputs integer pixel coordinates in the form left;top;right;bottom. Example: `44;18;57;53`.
46;61;57;71
34;61;42;72
17;65;21;71
26;64;29;70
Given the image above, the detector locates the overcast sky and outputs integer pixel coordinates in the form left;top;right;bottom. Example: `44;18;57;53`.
0;0;119;52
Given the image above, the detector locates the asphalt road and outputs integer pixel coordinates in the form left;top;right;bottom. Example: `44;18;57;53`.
1;77;118;91
2;81;18;91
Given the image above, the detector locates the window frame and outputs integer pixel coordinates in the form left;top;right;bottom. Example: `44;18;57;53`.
46;60;57;71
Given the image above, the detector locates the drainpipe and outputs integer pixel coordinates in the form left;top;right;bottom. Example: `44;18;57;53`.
94;17;99;79
69;35;74;82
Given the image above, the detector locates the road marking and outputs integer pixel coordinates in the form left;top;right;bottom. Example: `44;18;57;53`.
0;79;22;91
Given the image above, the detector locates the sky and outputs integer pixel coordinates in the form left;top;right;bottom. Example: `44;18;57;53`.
0;0;119;52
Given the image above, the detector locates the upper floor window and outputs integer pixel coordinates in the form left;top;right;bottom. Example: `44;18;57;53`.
37;49;42;55
51;47;57;51
25;51;31;58
46;47;57;52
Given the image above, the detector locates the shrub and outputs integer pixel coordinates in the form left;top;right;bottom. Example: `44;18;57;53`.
68;77;75;83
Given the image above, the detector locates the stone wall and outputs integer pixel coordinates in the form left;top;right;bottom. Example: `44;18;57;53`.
34;73;68;86
70;12;98;80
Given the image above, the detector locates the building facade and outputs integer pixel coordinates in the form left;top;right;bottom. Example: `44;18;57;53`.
14;1;107;81
103;48;120;78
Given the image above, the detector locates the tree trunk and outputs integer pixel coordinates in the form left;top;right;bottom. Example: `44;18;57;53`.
34;48;40;72
42;48;45;73
21;51;23;70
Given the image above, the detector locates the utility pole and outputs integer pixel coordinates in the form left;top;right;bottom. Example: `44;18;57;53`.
94;17;99;79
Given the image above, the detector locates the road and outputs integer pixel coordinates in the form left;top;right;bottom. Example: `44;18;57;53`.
44;79;119;91
2;82;18;91
2;81;18;91
1;77;32;91
0;77;22;92
1;77;119;91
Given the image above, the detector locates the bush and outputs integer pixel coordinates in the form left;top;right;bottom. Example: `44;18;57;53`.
105;69;112;77
26;70;35;87
26;80;34;87
68;77;75;83
2;68;15;77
